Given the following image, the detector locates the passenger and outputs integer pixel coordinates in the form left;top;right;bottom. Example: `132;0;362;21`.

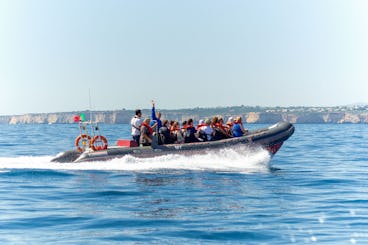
184;118;199;143
158;119;173;144
171;121;184;144
140;118;154;146
169;120;175;131
220;117;233;138
232;116;248;137
212;116;218;124
131;109;143;146
196;119;205;130
181;120;188;135
151;100;162;130
169;120;175;130
225;117;234;137
226;117;234;128
198;118;213;141
212;116;231;140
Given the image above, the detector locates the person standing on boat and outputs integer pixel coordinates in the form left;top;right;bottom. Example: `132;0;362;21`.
131;109;143;146
151;100;162;130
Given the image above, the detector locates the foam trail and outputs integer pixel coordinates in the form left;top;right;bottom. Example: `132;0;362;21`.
0;146;271;173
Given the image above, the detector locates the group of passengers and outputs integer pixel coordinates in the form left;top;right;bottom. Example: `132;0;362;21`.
131;101;248;147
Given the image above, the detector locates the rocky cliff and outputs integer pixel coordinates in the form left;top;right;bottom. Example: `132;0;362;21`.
1;106;368;124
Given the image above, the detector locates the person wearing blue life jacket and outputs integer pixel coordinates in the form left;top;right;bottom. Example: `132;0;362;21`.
232;116;248;137
151;100;162;130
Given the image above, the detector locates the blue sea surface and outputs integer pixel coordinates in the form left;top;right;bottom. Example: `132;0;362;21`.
0;123;367;244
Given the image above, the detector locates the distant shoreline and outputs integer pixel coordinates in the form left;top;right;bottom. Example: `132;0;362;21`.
1;105;368;124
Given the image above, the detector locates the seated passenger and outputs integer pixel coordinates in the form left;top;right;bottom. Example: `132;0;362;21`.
158;119;173;144
226;116;234;128
212;116;232;141
225;117;234;137
196;119;205;130
198;118;213;141
170;121;184;144
140;118;153;146
181;120;188;135
232;116;247;137
184;118;199;143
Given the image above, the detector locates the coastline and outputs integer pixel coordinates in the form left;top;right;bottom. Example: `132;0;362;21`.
1;105;368;124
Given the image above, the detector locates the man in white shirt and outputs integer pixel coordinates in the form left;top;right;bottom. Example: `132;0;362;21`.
131;109;143;146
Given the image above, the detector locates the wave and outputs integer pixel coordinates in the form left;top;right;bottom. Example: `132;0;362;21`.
0;146;271;173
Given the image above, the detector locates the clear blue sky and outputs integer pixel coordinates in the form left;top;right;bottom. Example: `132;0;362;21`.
1;0;367;115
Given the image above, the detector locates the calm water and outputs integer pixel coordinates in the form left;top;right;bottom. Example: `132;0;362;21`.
0;123;367;244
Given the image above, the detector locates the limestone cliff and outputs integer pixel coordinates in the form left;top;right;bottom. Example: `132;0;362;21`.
1;107;367;124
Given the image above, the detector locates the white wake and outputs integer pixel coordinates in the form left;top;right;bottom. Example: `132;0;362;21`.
0;146;271;174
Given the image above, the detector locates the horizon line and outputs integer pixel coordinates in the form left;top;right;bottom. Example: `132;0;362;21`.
1;104;367;117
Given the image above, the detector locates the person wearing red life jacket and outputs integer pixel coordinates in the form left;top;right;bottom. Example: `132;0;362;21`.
181;120;188;136
140;118;154;146
212;116;232;140
225;117;234;137
170;121;184;144
196;119;206;130
198;118;213;141
184;118;199;143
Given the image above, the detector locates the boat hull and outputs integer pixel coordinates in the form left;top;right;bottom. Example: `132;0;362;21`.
52;121;295;163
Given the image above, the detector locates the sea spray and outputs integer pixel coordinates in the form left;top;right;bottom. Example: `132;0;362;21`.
0;145;271;173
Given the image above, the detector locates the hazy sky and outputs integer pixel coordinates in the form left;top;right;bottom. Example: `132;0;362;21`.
1;0;367;115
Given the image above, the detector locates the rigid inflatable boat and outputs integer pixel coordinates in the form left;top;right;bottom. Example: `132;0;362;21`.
51;121;295;163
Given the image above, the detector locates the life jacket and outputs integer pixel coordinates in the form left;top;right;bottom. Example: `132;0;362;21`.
196;124;207;130
170;126;180;132
215;122;226;130
212;123;228;140
169;126;182;143
141;122;153;135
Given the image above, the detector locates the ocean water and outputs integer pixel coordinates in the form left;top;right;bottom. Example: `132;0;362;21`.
0;123;367;244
